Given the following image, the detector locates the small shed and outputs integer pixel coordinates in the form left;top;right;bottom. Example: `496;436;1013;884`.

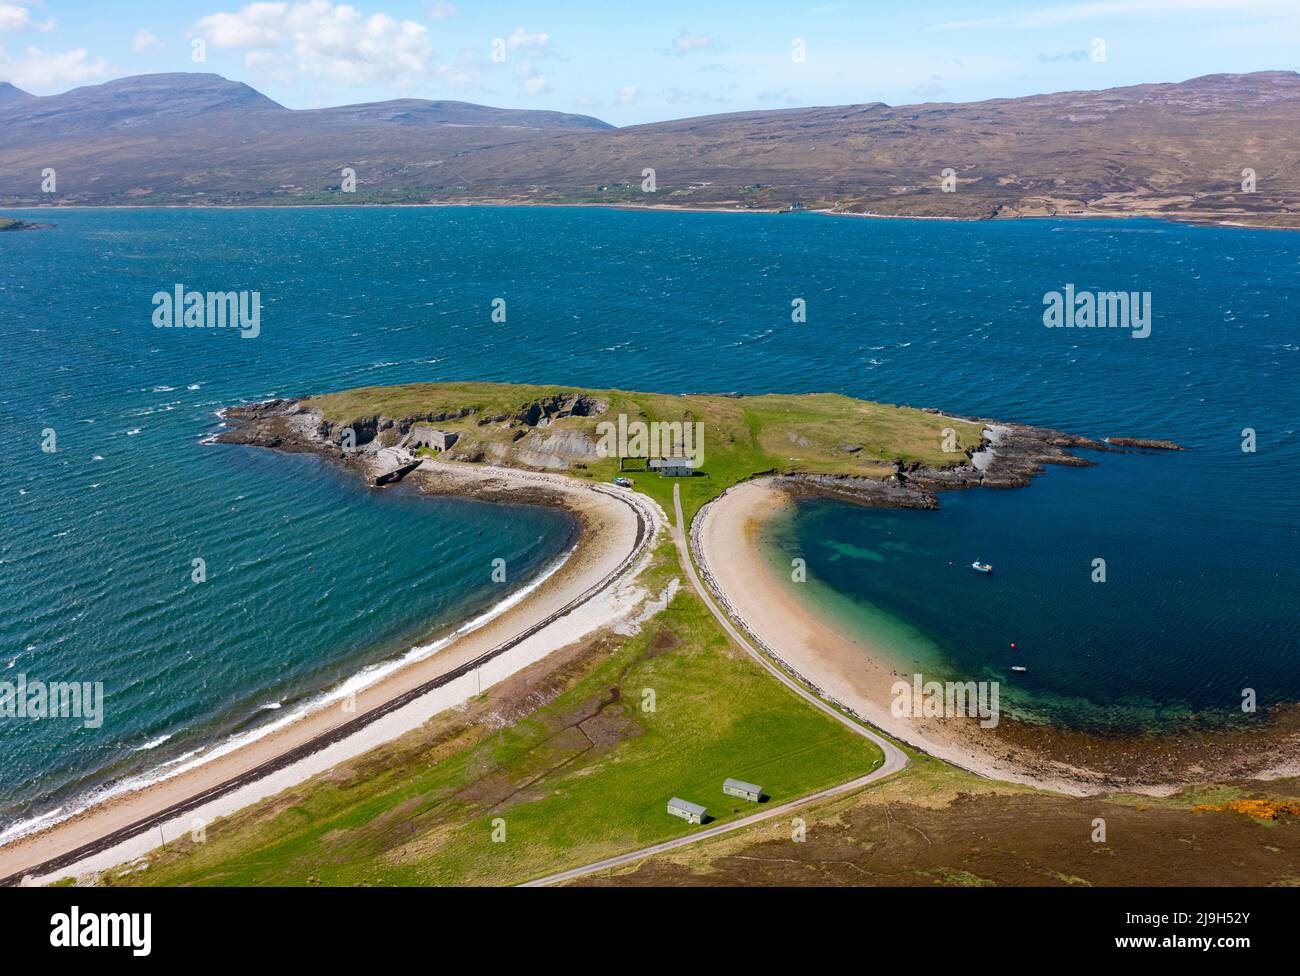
723;779;763;803
667;797;707;824
649;457;699;478
407;425;459;452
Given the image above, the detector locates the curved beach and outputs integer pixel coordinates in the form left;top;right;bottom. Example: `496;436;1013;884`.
0;460;661;884
694;478;1300;797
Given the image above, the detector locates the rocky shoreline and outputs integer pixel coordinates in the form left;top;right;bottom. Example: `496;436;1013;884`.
218;397;391;483
768;412;1182;511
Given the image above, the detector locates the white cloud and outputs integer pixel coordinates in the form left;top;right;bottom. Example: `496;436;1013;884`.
494;26;552;96
671;30;718;55
0;45;108;90
616;84;638;105
132;29;164;53
197;2;287;48
0;2;54;32
427;0;457;18
505;26;550;55
194;1;434;85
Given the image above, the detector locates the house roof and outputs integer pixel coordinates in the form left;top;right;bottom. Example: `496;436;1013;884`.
649;457;699;468
668;797;707;816
724;778;762;795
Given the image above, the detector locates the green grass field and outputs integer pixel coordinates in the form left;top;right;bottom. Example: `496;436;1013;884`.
105;544;882;886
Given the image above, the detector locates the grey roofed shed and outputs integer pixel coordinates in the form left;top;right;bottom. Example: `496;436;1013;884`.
723;778;763;802
648;457;699;474
667;797;708;824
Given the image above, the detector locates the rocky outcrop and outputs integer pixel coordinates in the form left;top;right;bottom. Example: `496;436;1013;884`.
1105;436;1186;451
776;417;1114;508
774;473;940;509
512;393;607;428
0;218;46;231
216;393;611;477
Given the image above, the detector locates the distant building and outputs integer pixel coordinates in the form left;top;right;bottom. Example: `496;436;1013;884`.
667;797;707;824
723;779;763;803
406;425;459;452
648;457;698;478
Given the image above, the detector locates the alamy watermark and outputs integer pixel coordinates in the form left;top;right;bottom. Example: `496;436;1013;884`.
0;674;104;729
1043;284;1151;338
891;674;1000;729
152;284;261;338
596;414;705;466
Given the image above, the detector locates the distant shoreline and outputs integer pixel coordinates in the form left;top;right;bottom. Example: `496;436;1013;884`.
3;200;1296;230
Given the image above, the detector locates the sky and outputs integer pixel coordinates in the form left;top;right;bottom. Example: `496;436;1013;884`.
1;0;1299;125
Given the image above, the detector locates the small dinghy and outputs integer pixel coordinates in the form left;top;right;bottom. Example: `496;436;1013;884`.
1010;666;1028;672
971;560;993;573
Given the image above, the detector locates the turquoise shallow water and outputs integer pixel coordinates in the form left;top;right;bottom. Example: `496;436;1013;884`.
1;206;1297;833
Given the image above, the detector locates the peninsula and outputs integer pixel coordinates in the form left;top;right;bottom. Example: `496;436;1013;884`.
8;381;1299;890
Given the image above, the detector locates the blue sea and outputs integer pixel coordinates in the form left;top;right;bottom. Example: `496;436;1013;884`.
1;207;1297;836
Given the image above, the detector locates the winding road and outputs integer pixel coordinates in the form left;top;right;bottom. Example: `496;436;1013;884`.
522;483;908;887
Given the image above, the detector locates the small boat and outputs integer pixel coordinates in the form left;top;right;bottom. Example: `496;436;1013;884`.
1011;666;1028;672
971;560;993;573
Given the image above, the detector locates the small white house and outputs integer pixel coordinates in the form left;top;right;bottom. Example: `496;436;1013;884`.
648;457;699;478
723;778;763;803
667;797;707;824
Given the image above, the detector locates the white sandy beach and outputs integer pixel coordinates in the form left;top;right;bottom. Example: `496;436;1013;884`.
693;478;1113;796
695;478;1300;797
1;459;663;884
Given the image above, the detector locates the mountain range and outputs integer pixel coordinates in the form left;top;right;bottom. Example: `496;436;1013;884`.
2;70;1298;226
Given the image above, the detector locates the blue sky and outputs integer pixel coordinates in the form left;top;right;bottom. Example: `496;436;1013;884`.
2;1;1299;124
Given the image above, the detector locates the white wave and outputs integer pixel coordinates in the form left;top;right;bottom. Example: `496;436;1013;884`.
0;806;66;847
0;545;576;847
133;734;173;752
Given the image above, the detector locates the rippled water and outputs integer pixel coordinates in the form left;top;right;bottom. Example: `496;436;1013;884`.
1;207;1297;831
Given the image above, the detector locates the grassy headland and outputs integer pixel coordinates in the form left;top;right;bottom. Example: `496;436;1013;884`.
309;381;986;522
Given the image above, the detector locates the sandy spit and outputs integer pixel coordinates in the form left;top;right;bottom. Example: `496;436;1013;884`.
1;460;663;885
